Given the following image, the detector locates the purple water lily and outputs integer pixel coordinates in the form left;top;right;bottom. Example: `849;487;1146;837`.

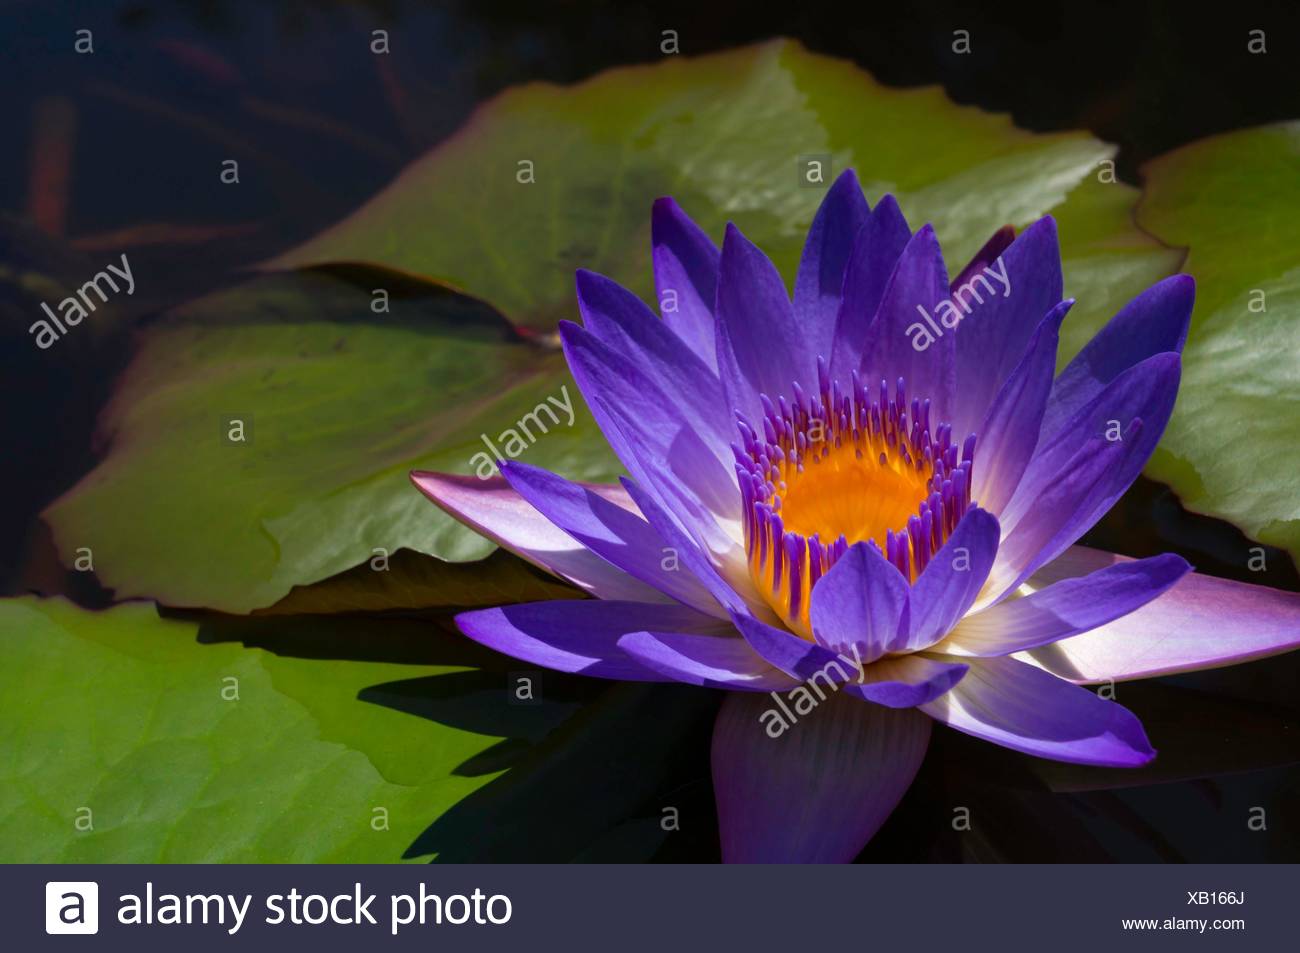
412;170;1300;862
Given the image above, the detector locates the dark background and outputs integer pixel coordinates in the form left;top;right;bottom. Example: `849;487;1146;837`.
2;0;1298;862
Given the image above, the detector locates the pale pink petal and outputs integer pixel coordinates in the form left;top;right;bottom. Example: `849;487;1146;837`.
1016;546;1300;683
410;471;670;603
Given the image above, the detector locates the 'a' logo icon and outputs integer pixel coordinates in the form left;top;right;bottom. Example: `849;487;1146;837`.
45;882;99;935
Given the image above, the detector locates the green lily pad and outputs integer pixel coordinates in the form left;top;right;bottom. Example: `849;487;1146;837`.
0;597;501;862
43;271;620;612
1134;122;1300;563
272;39;1133;330
45;40;1178;613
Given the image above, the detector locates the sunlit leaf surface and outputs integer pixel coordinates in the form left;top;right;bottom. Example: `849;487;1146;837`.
1135;122;1300;564
0;598;504;862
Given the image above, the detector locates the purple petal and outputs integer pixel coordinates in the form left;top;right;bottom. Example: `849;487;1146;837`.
844;655;969;708
730;610;863;684
715;223;813;422
712;691;931;862
950;216;1064;439
617;630;796;691
1041;275;1194;440
455;599;725;681
920;655;1156;767
972;300;1071;514
619;478;772;623
990;353;1182;598
651;197;721;372
1004;352;1183;531
1019;546;1300;683
794;169;870;362
499;460;723;617
734;601;966;710
575;269;730;445
900;508;1000;651
808;540;908;663
559;321;739;557
829;194;911;381
858;224;956;424
986;434;1130;603
942;552;1191;657
410;471;668;603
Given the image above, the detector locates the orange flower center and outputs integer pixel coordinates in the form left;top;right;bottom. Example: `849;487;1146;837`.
735;371;975;638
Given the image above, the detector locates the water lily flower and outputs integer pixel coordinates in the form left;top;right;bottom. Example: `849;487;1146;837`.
412;170;1300;862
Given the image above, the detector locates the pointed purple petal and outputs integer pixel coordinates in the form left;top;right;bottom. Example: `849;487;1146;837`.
972;300;1071;514
829;194;911;381
559;321;739;558
1019;546;1300;683
901;508;1001;650
920;655;1156;767
500;460;723;617
858;224;956;424
652;197;721;371
715;223;813;422
619;478;772;623
794;170;870;362
808;540;908;663
410;471;668;603
942;552;1191;657
617;630;796;691
950;216;1064;439
712;691;930;862
455;599;724;681
1004;352;1183;531
989;353;1182;599
1041;274;1194;440
575;268;730;444
987;434;1130;603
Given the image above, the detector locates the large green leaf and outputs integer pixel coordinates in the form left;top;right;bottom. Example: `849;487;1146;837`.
0;597;502;862
272;39;1132;330
1134;123;1300;563
44;40;1177;613
43;272;619;612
